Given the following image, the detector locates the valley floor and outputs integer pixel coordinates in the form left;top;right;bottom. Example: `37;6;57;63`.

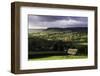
29;55;87;61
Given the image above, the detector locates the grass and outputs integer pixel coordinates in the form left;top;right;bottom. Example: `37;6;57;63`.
29;55;87;61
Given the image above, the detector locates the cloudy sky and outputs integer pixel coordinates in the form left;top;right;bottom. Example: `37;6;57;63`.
28;15;88;29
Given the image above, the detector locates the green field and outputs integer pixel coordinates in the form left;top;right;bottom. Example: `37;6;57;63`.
28;29;88;60
29;55;87;60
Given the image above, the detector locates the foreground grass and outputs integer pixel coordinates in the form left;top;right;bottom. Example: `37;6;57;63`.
29;55;87;61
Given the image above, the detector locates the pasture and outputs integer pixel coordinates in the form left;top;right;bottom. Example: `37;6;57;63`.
28;29;88;60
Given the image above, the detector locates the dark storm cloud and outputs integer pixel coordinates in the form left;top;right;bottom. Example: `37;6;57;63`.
29;15;70;22
28;15;88;29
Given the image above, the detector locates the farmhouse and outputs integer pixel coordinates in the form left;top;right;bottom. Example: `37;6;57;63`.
67;49;78;55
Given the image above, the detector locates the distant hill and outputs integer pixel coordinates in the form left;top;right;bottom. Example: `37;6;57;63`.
29;27;87;33
46;27;87;32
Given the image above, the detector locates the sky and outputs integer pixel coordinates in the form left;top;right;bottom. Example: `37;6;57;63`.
28;15;88;29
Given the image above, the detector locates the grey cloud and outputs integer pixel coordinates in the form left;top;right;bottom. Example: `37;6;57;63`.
28;15;88;29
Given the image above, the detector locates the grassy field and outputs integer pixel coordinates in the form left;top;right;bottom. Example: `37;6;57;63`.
28;28;88;60
29;55;87;60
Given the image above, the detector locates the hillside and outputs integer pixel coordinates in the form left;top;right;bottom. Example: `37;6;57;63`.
29;27;87;33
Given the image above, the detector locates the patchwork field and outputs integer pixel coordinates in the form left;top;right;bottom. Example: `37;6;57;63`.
28;28;88;60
